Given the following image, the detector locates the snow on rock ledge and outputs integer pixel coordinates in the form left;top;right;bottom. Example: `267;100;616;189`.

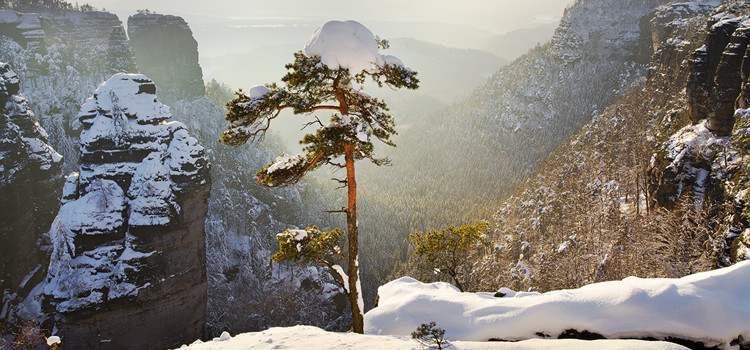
0;62;62;183
0;61;63;319
42;73;210;349
365;261;750;349
45;72;209;310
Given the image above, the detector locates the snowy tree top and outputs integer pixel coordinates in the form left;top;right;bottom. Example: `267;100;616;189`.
304;20;405;74
248;85;272;99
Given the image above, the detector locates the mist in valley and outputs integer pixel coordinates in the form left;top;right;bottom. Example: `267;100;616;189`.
80;1;576;308
4;0;750;347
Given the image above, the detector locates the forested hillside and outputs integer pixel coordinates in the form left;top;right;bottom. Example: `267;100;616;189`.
395;0;750;295
355;0;665;304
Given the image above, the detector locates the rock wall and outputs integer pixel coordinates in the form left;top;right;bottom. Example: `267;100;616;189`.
648;2;750;265
687;8;750;135
0;61;63;319
42;73;210;349
0;8;137;175
127;13;205;99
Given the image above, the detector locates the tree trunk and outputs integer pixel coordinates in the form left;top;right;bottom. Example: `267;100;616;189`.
449;272;465;292
344;143;364;333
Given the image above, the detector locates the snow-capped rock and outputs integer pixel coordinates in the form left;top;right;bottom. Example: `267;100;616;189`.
304;20;408;74
0;7;137;174
43;73;210;349
0;61;63;321
647;1;720;54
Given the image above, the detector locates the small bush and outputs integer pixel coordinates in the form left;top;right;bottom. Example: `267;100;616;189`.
0;319;48;350
411;321;451;349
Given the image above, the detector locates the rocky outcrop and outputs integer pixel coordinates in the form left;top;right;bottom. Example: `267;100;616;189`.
43;73;210;349
687;9;750;135
551;0;664;64
107;26;137;75
0;10;44;48
0;8;137;174
0;62;63;319
0;8;133;54
649;120;726;209
127;13;205;99
650;5;747;209
645;2;717;54
648;4;750;265
642;2;717;81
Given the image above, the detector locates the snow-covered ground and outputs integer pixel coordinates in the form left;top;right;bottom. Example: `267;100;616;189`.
366;261;750;349
176;262;750;350
177;325;688;349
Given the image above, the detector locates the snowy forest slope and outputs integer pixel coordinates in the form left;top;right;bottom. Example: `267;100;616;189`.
354;0;666;305
394;0;750;297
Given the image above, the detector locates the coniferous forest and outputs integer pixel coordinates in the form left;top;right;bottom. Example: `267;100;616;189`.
1;0;750;349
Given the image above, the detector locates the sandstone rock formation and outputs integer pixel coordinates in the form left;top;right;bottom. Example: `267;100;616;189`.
43;73;210;349
551;0;663;64
652;5;750;209
0;61;63;320
107;25;137;75
127;13;205;99
687;12;750;135
0;8;137;174
645;2;716;55
0;10;44;49
647;3;750;265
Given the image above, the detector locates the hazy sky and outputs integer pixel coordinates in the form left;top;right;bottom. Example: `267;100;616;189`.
85;0;574;35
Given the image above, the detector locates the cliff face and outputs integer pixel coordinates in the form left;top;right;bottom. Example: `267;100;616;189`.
651;3;750;213
461;0;750;302
43;73;210;349
127;13;205;99
0;62;63;319
687;6;750;135
0;8;137;175
0;10;45;49
631;1;750;264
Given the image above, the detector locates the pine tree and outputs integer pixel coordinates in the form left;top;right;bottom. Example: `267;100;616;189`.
219;20;418;333
410;222;490;292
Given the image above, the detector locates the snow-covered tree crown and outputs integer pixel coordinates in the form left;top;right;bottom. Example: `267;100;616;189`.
220;20;418;187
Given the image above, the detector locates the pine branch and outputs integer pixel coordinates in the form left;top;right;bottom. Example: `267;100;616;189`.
302;116;325;130
330;177;348;189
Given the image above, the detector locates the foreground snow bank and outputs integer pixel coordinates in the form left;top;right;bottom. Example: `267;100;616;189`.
178;325;687;350
365;261;750;349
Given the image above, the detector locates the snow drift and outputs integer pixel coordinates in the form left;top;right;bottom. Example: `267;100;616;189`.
365;261;750;349
178;325;688;350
